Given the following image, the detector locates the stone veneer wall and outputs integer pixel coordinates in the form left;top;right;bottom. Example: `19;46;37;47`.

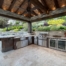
48;31;65;37
35;31;65;37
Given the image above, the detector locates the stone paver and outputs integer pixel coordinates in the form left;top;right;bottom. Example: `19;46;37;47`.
0;44;66;66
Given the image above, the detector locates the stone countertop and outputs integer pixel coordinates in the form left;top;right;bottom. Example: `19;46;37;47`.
0;35;15;39
0;33;66;40
48;36;66;40
0;34;38;39
13;35;36;39
1;33;66;40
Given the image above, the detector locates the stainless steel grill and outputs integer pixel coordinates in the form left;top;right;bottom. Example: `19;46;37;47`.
38;32;48;47
34;36;38;45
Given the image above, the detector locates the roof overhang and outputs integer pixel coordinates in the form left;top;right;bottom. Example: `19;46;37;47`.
0;0;66;22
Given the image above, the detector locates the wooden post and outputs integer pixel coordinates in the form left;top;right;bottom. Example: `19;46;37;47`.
28;22;32;33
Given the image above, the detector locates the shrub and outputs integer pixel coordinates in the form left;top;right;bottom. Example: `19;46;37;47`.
48;19;65;25
37;26;50;31
32;28;36;31
64;26;66;30
13;29;20;32
11;26;17;29
7;27;12;31
10;26;23;30
50;26;59;31
43;27;50;31
37;26;44;31
2;28;7;31
59;26;65;30
17;26;23;29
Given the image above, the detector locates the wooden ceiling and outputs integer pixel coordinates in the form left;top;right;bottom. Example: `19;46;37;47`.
0;0;66;22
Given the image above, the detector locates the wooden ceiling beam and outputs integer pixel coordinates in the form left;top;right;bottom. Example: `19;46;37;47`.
30;6;66;22
31;6;38;11
23;13;32;18
31;0;47;13
0;0;4;8
31;4;43;15
44;0;56;11
21;10;36;17
41;0;49;10
10;0;24;12
2;0;13;10
21;0;31;18
17;0;28;15
9;0;17;10
31;11;38;16
0;0;66;22
57;0;66;8
0;8;29;22
54;0;59;8
31;13;66;22
21;11;36;18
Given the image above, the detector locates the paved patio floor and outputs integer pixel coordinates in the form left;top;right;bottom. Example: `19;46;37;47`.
0;44;66;66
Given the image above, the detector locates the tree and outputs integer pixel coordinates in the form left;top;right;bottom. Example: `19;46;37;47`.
0;17;8;28
48;19;65;25
15;21;19;25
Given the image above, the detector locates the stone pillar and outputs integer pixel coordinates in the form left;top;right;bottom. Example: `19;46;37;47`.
28;22;32;33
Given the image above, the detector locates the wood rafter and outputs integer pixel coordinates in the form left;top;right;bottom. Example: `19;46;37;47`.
41;0;49;10
57;0;66;8
0;8;29;21
31;6;38;11
17;0;28;15
31;4;43;15
31;0;47;13
23;9;38;17
10;0;24;13
31;6;66;22
2;0;13;10
0;0;66;22
44;0;56;11
0;0;4;8
31;11;38;16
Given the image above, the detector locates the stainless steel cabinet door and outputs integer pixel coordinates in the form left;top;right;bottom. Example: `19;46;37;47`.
16;40;28;49
57;39;66;51
21;40;28;47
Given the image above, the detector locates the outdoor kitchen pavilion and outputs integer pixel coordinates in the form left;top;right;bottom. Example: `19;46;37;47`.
0;0;66;33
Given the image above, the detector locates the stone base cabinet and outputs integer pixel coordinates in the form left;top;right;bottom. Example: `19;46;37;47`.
0;37;14;52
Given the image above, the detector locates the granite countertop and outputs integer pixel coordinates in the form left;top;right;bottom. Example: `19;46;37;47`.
48;36;66;40
0;34;66;40
14;34;37;39
0;35;15;38
0;33;40;39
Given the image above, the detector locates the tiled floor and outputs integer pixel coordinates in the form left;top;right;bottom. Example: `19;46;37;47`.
0;44;66;66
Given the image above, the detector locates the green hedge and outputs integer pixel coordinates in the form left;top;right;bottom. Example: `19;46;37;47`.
37;26;50;31
2;25;23;31
37;25;66;31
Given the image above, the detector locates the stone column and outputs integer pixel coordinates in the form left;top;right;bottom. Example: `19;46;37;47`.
28;22;32;33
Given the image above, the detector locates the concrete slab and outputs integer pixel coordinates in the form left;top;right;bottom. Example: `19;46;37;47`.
0;45;66;66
